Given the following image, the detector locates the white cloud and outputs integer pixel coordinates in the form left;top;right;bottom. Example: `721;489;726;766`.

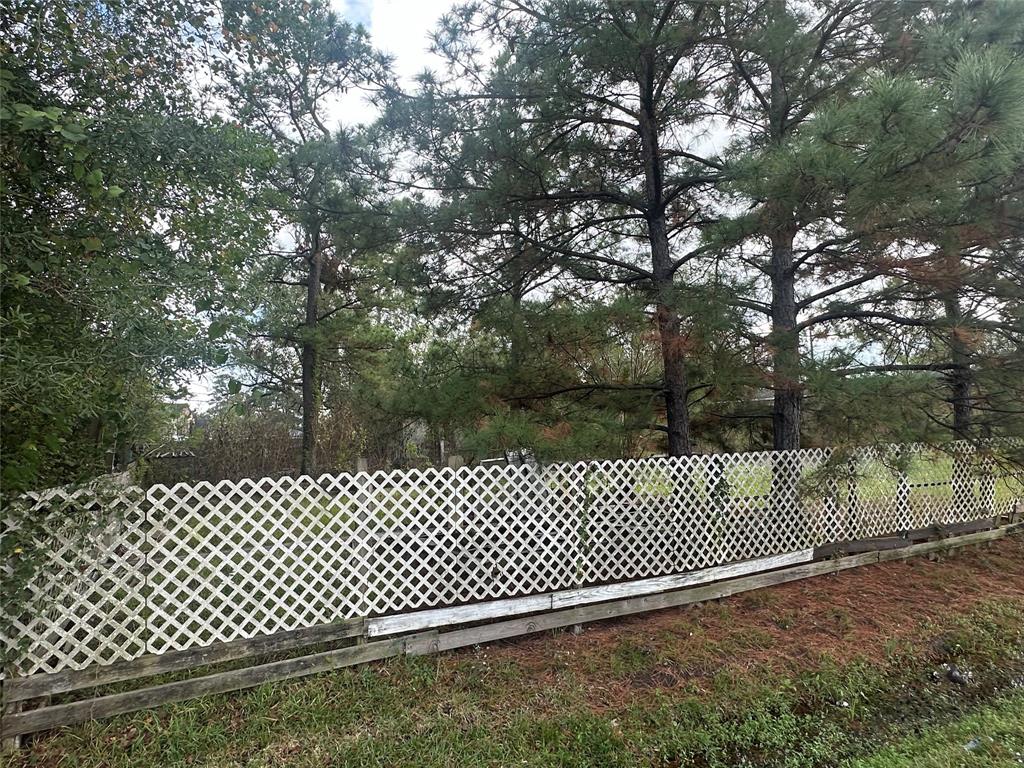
325;0;456;129
332;0;374;28
368;0;455;83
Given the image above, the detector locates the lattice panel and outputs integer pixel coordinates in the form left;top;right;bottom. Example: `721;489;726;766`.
1;486;147;675
143;464;589;654
4;440;1022;676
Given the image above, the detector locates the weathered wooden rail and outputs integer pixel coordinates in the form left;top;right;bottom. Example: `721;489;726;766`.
2;520;1020;742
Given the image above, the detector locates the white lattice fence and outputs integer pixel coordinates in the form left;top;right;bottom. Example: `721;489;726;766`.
3;441;1021;676
1;486;148;675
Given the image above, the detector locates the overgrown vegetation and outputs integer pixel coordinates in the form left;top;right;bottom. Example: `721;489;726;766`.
3;4;1023;764
1;1;272;491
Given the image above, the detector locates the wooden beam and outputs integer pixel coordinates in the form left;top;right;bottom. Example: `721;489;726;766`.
548;548;815;610
1;698;23;751
3;525;1018;740
813;517;1000;558
418;528;1020;655
1;633;431;739
815;537;911;557
938;517;998;537
426;552;883;654
4;618;366;703
366;595;553;638
878;524;1019;562
366;548;815;638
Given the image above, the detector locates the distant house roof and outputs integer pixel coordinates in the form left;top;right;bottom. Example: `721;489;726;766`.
149;448;196;459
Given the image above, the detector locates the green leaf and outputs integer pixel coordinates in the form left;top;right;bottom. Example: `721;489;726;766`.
227;378;242;395
60;125;87;142
107;184;125;198
14;104;45;118
82;236;104;252
207;320;229;340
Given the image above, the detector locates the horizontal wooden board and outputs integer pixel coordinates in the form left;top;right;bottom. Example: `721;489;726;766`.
1;634;433;739
549;548;816;610
5;618;366;703
3;525;1017;740
878;524;1019;562
366;594;553;638
816;536;914;556
431;551;882;653
367;548;815;638
813;517;999;558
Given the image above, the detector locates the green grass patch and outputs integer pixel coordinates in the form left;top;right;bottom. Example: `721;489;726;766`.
4;598;1023;768
850;693;1024;767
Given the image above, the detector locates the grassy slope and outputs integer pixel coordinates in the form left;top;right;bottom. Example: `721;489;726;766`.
4;540;1024;767
851;694;1024;768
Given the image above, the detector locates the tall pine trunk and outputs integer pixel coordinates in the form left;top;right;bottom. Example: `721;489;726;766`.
940;249;977;514
765;10;803;452
769;228;801;451
653;233;692;457
768;226;806;539
942;251;971;438
946;311;973;439
300;243;322;476
639;60;691;457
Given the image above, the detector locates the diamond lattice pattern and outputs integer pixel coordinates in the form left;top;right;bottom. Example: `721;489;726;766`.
3;441;1021;675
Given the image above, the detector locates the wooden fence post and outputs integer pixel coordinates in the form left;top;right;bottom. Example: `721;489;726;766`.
2;689;22;751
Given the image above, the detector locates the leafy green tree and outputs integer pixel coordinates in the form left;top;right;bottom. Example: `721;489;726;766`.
707;0;914;450
397;0;726;456
1;0;271;492
390;296;655;460
711;0;1024;449
798;4;1024;443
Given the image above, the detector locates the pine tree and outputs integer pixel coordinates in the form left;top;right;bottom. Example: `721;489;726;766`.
216;0;393;475
708;0;914;450
790;1;1024;443
396;0;725;456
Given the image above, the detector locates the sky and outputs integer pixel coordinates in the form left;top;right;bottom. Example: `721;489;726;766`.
327;0;459;125
339;0;456;82
187;0;458;409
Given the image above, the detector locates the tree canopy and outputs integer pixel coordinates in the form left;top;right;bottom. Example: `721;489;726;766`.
2;0;1022;488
